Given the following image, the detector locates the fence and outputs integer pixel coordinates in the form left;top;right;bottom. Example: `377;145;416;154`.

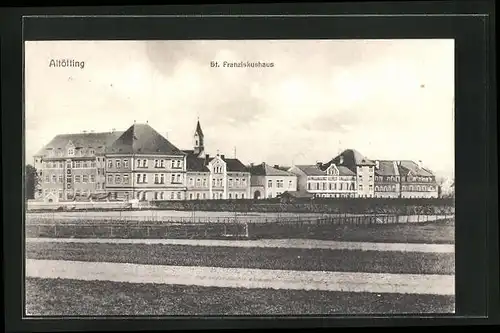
25;212;454;240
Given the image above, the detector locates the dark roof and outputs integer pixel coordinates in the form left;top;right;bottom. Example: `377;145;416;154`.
398;160;434;177
106;123;185;155
374;160;400;176
184;151;210;172
327;149;375;172
195;120;204;137
293;165;325;176
248;163;296;176
35;131;123;157
293;164;354;176
222;158;248;172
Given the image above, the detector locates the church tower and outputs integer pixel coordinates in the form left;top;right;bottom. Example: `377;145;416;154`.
193;118;205;157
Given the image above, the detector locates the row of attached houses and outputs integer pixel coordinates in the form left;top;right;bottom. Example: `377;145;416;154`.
33;120;438;202
286;149;439;199
34;121;252;202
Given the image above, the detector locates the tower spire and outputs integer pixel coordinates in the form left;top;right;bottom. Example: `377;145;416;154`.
193;118;205;156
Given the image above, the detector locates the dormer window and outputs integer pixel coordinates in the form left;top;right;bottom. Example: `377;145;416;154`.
68;148;74;156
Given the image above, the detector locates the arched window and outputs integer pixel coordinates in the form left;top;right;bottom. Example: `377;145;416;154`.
375;186;379;191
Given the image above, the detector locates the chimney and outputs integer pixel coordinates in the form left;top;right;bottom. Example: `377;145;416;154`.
82;130;87;134
316;161;322;168
111;128;116;133
274;164;280;169
417;160;423;169
375;160;380;169
339;156;344;164
396;160;401;166
205;154;210;164
221;154;225;160
250;163;254;167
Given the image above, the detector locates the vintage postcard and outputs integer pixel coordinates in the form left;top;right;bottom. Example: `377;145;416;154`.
24;39;455;316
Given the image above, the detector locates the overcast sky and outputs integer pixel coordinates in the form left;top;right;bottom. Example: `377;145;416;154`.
25;39;455;178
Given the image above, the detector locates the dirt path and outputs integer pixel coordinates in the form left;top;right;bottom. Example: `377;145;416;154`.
26;259;455;296
26;237;455;253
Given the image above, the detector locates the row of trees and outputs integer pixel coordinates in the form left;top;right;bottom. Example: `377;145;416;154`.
25;164;39;200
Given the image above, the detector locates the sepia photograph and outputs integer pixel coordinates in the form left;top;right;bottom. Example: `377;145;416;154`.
24;39;456;317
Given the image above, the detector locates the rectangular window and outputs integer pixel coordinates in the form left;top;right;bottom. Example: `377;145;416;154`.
160;174;165;184
196;178;201;187
268;180;272;188
123;160;129;168
155;159;159;168
176;174;181;183
82;175;88;183
229;178;233;187
58;175;64;183
160;160;165;168
107;160;113;169
116;159;121;168
115;175;121;184
171;174;175;183
123;175;129;184
171;160;175;169
277;180;284;188
143;159;148;168
203;179;207;187
107;175;113;184
142;174;147;183
154;174;159;184
90;175;95;183
136;174;141;184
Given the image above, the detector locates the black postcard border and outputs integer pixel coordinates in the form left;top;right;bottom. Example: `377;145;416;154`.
2;2;498;332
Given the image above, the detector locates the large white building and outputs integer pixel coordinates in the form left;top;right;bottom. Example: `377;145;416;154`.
248;163;298;199
289;149;438;199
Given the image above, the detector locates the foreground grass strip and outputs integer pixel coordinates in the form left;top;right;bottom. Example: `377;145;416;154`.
26;237;455;253
25;242;455;275
26;259;455;296
25;277;455;316
26;219;455;244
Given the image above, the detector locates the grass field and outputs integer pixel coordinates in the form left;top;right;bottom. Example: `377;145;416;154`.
26;242;455;275
25;277;455;316
25;219;455;244
250;219;455;244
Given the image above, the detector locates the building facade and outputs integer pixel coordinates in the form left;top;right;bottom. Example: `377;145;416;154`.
289;149;438;199
288;163;356;198
374;160;401;198
398;160;439;198
248;163;297;199
33;131;123;201
183;120;251;200
104;123;187;201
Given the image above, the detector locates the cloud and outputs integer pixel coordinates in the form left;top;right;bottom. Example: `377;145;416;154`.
24;39;455;177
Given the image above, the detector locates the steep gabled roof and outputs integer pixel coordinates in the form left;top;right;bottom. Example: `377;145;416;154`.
224;158;248;172
398;160;435;177
183;151;210;172
248;163;296;177
327;149;375;172
34;131;123;157
106;123;185;155
374;160;400;176
293;165;326;176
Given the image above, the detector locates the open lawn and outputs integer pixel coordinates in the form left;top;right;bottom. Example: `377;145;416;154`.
26;242;455;275
250;219;455;244
26;219;455;244
25;277;455;316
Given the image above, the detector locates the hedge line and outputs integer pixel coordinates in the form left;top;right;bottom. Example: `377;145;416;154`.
153;197;455;215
